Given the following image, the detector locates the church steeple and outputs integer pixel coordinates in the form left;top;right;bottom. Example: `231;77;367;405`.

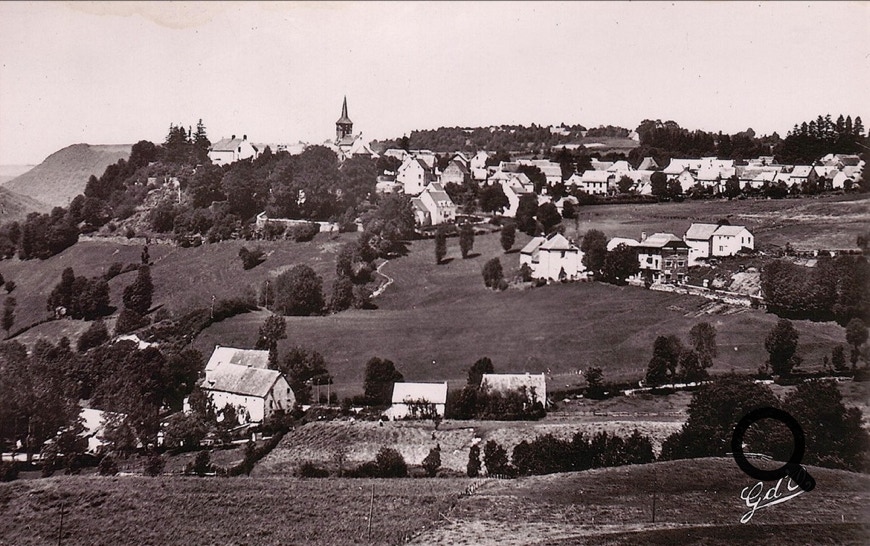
335;96;353;142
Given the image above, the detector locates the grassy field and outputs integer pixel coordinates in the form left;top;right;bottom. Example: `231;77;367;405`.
0;233;356;344
0;475;465;546
408;458;870;545
3;458;865;546
195;228;846;397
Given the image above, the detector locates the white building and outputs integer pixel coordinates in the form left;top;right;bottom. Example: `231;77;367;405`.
519;232;583;281
383;382;448;420
684;223;754;265
410;182;457;226
193;346;295;424
208;135;261;165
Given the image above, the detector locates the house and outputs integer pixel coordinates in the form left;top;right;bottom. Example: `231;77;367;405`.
499;173;534;217
519;232;583;281
590;159;614;171
440;159;470;185
195;346;295;423
383;382;448;420
480;373;547;407
637;156;660;171
554;195;578;215
411;182;457;226
517;159;563;185
607;160;633;174
831;170;853;190
579;170;614;195
607;237;640;251
397;156;435;195
636;232;689;284
208;135;261;165
789;165;817;188
671;168;698;193
469;151;490;180
684;223;754;265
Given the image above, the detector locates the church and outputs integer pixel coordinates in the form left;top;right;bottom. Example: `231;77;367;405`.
329;96;378;160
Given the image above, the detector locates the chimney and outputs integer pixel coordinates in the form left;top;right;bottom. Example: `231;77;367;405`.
641;232;647;241
243;135;247;140
231;134;236;140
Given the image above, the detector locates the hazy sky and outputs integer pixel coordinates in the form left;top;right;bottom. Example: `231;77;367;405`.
0;1;867;165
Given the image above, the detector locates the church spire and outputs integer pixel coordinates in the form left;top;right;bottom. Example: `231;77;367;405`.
336;96;354;143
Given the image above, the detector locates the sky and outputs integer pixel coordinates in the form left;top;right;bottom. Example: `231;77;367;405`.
0;1;868;165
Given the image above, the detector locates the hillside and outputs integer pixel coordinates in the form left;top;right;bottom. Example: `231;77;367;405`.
3;143;132;207
0;459;865;545
0;164;34;185
0;185;49;222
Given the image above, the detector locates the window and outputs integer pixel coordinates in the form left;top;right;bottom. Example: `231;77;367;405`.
646;257;653;264
560;251;565;258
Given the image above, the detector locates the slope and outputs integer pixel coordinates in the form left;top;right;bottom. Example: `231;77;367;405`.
3;143;132;207
0;185;50;223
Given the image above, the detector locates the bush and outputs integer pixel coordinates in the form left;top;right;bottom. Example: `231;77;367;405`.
115;308;149;336
104;262;124;281
422;445;442;477
482;257;504;289
375;447;408;477
98;455;119;476
297;461;330;478
290;222;320;242
239;246;266;270
187;450;212;476
78;320;109;352
0;460;18;482
143;453;165;477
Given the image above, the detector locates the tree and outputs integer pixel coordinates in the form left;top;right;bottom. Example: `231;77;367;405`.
467;444;481;477
561;200;577;219
255;314;286;367
617;175;634;194
536;202;562;234
478;184;509;214
375;446;408;478
467;357;494;387
678;349;708;382
2;297;15;335
515;194;539;235
434;226;448;264
363;357;404;406
459;223;475;258
238;246;266;270
764;318;800;375
481;257;504;289
500;222;516;252
832;345;848;372
270;265;324;316
422;445;442;477
601;244;639;285
585;366;604;398
845;318;867;367
580;230;608;277
279;347;331;405
650;171;669;198
114;308;149;336
689;322;717;370
330;276;355;312
483;439;510;476
122;265;153;315
645;335;682;386
77;319;109;352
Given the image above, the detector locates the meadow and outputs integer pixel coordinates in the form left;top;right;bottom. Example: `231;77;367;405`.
2;458;866;546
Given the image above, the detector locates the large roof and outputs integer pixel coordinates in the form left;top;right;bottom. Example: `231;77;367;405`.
520;236;546;255
638;232;686;249
790;165;813;178
206;346;270;372
713;225;749;237
685;223;720;240
202;363;281;398
540;232;577;251
336;96;352;125
391;382;448;405
580;170;612;183
210;137;244;152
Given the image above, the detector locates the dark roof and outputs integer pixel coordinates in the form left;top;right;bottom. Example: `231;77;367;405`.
336;96;352;125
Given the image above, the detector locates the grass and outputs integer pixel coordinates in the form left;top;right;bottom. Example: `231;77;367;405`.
195;228;847;397
0;233;356;345
0;475;465;546
407;458;870;545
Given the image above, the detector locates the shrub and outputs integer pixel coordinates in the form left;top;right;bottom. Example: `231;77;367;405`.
98;455;119;476
290;222;320;242
4;280;15;294
239;246;266;270
143;453;165;477
482;257;504;289
422;445;442;477
78;320;109;352
104;262;124;280
375;447;408;477
187;450;212;476
467;444;481;477
115;308;149;336
0;461;18;482
297;461;330;478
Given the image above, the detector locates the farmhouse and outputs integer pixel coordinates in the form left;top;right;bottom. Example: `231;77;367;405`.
684;223;754;265
439;159;469;185
519;232;583;281
636;232;689;284
397;156;435;195
481;373;548;407
383;382;448;420
194;346;295;424
208;135;261;165
411;182;457;226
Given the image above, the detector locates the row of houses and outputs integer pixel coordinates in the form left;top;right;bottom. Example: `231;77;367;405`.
519;223;754;284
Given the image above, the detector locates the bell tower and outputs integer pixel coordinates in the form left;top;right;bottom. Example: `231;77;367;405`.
335;96;353;142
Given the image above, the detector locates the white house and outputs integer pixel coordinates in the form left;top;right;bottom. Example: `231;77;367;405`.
499;173;534;217
411;182;457;226
684;223;754;265
470;150;490;171
208;135;261;165
519;232;583;281
194;346;295;424
481;373;548;407
383;382;448;420
397;156;435;195
579;170;614;195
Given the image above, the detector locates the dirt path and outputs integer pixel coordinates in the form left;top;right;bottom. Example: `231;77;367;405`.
372;259;394;298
